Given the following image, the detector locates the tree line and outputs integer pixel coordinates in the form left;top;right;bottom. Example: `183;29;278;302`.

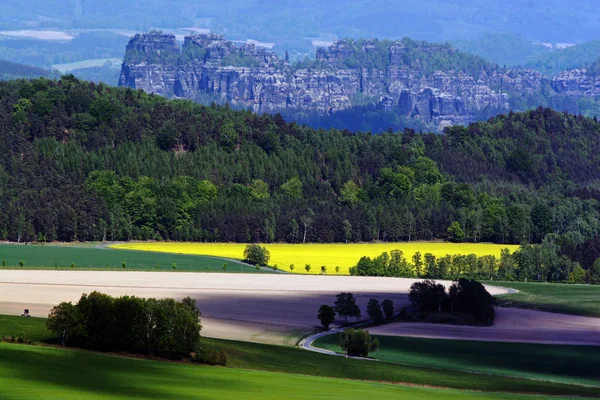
349;236;600;284
0;76;598;254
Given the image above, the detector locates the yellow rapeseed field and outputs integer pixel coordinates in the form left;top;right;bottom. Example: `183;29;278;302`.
110;242;519;274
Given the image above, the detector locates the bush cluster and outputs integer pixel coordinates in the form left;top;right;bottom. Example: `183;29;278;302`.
409;278;496;325
46;292;202;360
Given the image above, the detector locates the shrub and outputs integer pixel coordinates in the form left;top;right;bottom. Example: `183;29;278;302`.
122;261;127;269
194;345;227;366
289;264;295;272
18;260;24;267
340;328;379;357
305;264;311;273
243;244;270;266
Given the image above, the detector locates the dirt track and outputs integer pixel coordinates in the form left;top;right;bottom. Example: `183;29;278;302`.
1;271;596;346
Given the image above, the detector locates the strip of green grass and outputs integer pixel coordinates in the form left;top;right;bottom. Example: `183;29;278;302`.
0;343;596;400
0;315;54;343
0;244;264;273
487;281;600;318
313;334;600;386
202;338;600;396
1;315;597;397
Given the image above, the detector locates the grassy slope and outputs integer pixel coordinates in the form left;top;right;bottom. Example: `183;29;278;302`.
489;281;600;318
3;344;593;400
0;244;263;273
1;315;597;397
313;335;600;386
0;315;54;342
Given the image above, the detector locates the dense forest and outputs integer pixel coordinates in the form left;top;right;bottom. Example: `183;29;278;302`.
1;77;599;268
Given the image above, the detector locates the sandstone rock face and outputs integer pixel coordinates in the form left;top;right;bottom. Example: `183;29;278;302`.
119;32;594;127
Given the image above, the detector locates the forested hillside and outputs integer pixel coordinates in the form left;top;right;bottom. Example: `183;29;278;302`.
0;61;58;81
0;77;599;254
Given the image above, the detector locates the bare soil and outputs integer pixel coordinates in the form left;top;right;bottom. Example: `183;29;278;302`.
7;271;593;345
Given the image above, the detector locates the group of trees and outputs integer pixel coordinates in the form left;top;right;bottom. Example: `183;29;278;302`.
350;236;600;284
46;292;201;360
317;293;395;329
409;278;496;325
0;77;599;258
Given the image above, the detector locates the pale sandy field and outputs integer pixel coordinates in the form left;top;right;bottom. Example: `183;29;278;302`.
0;271;597;346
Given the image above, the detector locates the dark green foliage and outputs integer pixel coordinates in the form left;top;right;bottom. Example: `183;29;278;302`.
409;280;448;313
317;304;336;330
366;299;384;325
46;292;201;359
350;250;415;277
243;244;270;266
447;221;465;243
193;345;227;366
449;278;496;324
0;77;599;262
382;299;394;321
339;328;379;357
334;293;361;324
409;279;496;325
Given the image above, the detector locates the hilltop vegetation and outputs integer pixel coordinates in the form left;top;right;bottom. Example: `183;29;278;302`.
0;60;58;81
0;77;599;277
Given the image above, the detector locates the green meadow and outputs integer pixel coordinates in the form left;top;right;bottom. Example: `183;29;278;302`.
0;244;262;273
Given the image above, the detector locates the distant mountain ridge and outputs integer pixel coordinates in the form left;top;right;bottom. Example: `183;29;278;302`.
119;32;600;129
0;60;58;81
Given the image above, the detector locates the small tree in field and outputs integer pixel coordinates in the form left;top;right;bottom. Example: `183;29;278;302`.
334;292;361;324
340;328;378;357
2;260;5;267
321;265;327;274
273;264;278;271
122;261;127;269
243;244;270;266
367;299;384;325
222;264;227;272
172;263;177;270
317;304;336;330
289;264;295;272
335;266;340;274
18;260;24;268
256;264;261;271
305;264;311;273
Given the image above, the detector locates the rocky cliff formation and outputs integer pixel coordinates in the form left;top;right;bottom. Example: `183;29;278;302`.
119;32;597;128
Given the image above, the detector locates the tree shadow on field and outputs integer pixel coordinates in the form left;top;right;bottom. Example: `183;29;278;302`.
0;344;250;399
177;290;409;330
